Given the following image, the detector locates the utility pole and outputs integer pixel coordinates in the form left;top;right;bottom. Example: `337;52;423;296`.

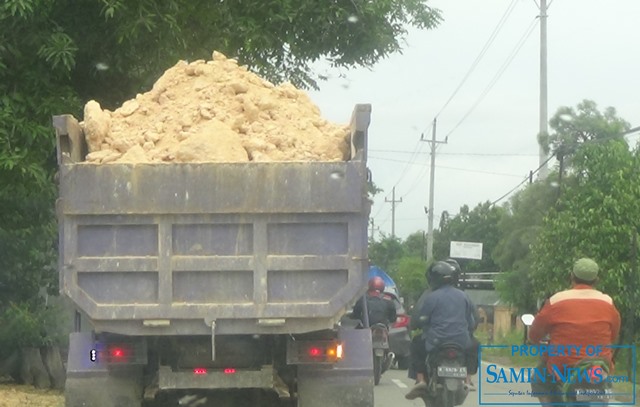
537;0;549;179
421;118;447;261
385;187;402;238
368;218;379;241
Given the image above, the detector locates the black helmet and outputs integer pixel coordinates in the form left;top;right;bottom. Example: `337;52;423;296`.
445;258;462;283
427;261;457;288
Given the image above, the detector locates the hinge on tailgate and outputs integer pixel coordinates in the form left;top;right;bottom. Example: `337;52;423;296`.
210;320;216;361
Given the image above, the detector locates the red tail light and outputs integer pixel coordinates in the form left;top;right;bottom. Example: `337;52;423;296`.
393;314;410;329
193;368;207;375
223;368;236;374
105;344;131;363
296;342;344;363
446;349;458;359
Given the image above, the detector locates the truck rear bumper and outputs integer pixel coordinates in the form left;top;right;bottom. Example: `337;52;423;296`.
158;365;276;390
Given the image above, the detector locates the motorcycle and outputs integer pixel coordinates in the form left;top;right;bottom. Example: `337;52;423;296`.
370;323;394;385
421;342;469;407
520;314;612;406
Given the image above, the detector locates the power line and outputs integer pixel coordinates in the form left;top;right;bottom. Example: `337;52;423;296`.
443;17;540;140
438;165;524;178
399;163;430;200
369;155;525;178
435;0;520;119
490;154;554;206
489;176;530;206
391;139;426;189
384;187;403;238
369;149;538;157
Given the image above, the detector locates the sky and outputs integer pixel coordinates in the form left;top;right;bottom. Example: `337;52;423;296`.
308;0;640;240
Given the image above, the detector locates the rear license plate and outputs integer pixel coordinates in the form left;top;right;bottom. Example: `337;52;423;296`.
437;366;467;378
575;388;612;402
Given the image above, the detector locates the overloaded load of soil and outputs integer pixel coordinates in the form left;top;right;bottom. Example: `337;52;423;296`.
82;51;350;164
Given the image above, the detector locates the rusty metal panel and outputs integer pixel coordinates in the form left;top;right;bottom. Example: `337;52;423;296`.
58;163;366;215
55;104;372;336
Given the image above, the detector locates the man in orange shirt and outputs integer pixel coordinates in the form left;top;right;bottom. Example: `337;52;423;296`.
528;258;621;406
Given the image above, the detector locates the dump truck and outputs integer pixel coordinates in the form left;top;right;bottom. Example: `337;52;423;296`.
53;104;373;407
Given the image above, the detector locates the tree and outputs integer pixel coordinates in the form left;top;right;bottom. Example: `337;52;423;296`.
493;179;558;312
403;231;427;260
368;235;404;273
539;99;630;164
434;202;504;272
1;0;443;389
35;0;442;108
394;256;427;307
531;139;640;349
0;1;78;388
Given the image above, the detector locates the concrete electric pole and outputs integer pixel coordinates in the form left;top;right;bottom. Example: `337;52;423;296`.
421;119;447;261
385;187;402;238
538;0;549;179
368;218;379;241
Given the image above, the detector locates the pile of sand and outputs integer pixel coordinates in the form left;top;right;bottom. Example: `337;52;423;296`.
82;51;350;164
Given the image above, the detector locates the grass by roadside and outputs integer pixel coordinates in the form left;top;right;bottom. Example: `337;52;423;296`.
476;329;638;403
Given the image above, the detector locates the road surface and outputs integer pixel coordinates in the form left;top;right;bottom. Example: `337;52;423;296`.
375;363;539;407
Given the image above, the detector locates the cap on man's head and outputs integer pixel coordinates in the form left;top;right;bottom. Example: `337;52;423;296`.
572;258;599;281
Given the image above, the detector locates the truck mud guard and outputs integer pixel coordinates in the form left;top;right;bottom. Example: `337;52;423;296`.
296;327;374;407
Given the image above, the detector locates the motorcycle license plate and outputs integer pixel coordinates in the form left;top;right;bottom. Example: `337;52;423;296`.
437;366;467;378
575;388;613;402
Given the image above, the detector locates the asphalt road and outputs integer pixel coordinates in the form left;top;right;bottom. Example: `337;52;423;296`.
374;363;539;407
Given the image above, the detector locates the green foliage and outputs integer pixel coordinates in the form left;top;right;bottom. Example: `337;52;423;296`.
367;181;383;197
434;201;504;272
540;99;630;158
37;31;78;72
394;256;427;306
0;304;43;356
369;235;404;272
403;231;427;259
1;0;443;352
46;0;442;108
0;300;70;359
493;179;559;312
368;233;427;305
531;140;640;341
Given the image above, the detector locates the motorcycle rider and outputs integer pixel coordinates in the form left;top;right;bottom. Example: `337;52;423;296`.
445;258;480;391
528;258;621;407
352;276;397;328
405;261;477;400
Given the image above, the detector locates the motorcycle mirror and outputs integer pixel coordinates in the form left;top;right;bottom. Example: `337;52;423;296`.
521;314;535;326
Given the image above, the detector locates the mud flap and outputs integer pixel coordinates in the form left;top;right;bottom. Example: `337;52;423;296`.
297;327;374;407
65;332;143;407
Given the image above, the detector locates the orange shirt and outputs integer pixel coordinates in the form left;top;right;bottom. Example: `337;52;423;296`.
528;285;621;373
